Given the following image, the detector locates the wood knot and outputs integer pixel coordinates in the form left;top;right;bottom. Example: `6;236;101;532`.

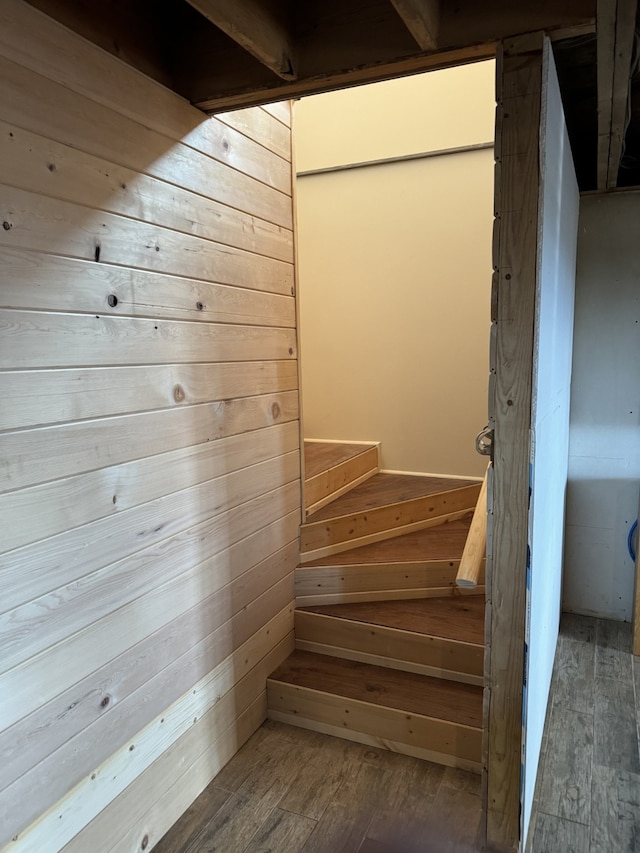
2;221;12;231
173;384;185;403
271;402;281;419
141;835;149;850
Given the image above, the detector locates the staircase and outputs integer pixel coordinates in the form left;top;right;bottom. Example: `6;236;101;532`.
267;441;486;772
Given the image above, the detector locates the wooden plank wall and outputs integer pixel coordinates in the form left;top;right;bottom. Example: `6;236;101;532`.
0;2;299;850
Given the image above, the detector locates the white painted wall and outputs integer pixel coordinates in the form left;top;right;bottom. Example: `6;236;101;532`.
522;41;580;842
563;191;640;621
295;64;495;478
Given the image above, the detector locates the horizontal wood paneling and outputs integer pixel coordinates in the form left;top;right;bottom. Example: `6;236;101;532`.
0;124;294;263
0;482;299;729
217;108;292;161
0;187;293;294
0;55;293;228
0;310;296;369
0;361;299;431
0;596;296;844
0;422;298;552
0;390;298;492
0;249;295;324
0;457;299;673
0;3;298;848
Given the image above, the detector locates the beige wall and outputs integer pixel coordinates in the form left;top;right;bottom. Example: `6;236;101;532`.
0;2;298;849
295;63;495;477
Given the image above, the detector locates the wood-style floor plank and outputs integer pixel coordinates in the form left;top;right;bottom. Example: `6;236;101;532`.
302;519;472;566
268;650;482;728
299;596;484;645
304;442;375;480
150;613;640;853
307;474;478;522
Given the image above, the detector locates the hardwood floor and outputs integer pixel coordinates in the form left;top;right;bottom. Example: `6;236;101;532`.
154;613;640;853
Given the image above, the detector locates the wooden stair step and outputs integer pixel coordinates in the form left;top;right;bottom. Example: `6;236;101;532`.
295;520;485;606
304;440;378;516
267;649;483;770
300;596;485;643
295;597;484;684
301;473;481;562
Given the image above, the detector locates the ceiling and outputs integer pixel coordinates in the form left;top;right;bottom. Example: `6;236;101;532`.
25;0;640;191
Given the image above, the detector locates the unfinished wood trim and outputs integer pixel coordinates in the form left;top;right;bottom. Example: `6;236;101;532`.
295;639;484;686
94;694;268;853
305;469;378;517
266;683;482;763
305;446;379;514
195;43;496;111
267;710;482;772
597;0;638;189
456;467;489;588
185;0;297;80
388;0;440;50
295;558;486;598
296;141;495;177
295;586;486;608
486;33;544;853
294;611;484;677
300;508;475;563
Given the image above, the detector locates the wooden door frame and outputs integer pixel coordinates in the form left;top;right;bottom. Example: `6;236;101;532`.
485;32;548;853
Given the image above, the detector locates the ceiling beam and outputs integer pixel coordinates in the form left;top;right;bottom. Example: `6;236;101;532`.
597;0;637;188
184;0;297;80
388;0;440;51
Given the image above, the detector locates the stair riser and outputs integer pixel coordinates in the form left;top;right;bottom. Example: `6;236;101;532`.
301;495;479;564
295;559;486;603
305;445;378;515
294;612;483;681
295;640;483;686
302;484;480;556
295;586;486;607
266;682;482;769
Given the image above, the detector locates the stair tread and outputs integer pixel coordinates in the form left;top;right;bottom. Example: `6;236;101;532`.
304;441;375;480
268;649;483;728
300;517;473;566
306;473;479;523
299;596;485;645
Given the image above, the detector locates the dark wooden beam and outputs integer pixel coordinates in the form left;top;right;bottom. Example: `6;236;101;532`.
184;0;297;80
191;0;595;112
388;0;440;50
